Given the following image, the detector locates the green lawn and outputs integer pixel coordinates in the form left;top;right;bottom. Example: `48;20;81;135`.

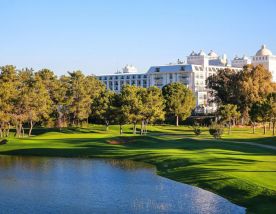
0;125;276;213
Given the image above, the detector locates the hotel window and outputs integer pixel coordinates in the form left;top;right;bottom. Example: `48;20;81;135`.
132;75;135;79
195;66;199;71
121;76;124;79
143;75;147;78
169;73;173;79
155;68;160;72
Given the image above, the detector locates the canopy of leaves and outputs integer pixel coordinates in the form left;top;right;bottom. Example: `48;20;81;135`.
162;82;196;121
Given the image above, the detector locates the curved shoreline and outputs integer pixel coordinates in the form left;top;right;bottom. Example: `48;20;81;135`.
0;128;275;213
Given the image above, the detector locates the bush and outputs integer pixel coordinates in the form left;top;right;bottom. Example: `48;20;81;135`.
193;128;201;136
191;123;201;136
209;123;224;139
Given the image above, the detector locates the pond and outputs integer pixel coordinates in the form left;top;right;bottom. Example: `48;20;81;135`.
0;156;245;214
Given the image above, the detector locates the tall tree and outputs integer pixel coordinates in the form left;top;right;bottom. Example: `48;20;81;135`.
206;68;239;105
268;93;276;136
112;93;128;135
13;68;35;137
207;65;274;123
162;82;196;126
67;71;92;126
238;65;274;120
249;101;271;135
25;74;52;136
217;104;240;134
140;86;165;134
91;90;116;131
0;65;19;137
120;85;143;134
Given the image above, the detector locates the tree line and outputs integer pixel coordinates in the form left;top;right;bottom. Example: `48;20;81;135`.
0;65;196;137
207;64;276;135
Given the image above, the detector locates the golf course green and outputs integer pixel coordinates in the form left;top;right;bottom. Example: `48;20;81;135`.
0;125;275;214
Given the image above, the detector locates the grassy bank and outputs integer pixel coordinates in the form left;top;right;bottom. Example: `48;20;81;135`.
0;125;275;213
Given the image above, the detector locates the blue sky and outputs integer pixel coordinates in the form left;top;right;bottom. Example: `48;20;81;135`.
0;0;276;75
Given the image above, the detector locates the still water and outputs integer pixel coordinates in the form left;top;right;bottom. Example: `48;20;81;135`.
0;156;245;214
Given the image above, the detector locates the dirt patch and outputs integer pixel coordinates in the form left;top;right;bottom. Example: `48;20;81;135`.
108;140;122;145
107;137;135;145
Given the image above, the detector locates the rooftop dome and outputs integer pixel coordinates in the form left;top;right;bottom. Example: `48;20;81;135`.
256;44;272;56
208;50;218;57
233;55;240;60
190;51;196;56
242;55;249;60
122;65;138;73
198;50;206;56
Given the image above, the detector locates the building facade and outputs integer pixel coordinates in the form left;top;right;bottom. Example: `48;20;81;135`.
97;45;276;113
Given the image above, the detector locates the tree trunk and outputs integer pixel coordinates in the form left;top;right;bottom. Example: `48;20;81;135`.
228;121;231;135
263;122;266;135
120;124;123;135
17;123;23;138
22;124;25;138
29;120;33;136
176;115;179;127
6;123;10;137
273;121;275;136
145;120;149;134
105;120;109;131
0;122;3;138
253;122;255;134
140;120;144;135
133;122;137;134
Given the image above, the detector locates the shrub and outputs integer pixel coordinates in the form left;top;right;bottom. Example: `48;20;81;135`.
192;123;201;136
193;128;201;136
209;123;224;139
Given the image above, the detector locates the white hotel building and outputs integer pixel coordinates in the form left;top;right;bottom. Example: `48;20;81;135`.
97;45;276;113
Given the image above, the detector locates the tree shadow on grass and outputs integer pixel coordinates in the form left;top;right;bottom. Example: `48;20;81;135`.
1;141;276;213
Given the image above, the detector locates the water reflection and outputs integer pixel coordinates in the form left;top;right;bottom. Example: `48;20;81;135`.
0;156;245;214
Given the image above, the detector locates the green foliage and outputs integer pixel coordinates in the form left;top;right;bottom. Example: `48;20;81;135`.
162;82;196;126
192;124;201;136
217;104;240;134
207;65;274;121
209;122;224;139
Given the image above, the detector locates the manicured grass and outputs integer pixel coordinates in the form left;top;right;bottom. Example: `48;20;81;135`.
0;125;276;213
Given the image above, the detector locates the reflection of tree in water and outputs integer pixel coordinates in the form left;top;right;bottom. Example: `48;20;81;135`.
0;156;51;171
0;156;154;172
104;159;154;171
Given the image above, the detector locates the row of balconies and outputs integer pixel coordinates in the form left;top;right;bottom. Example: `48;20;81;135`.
99;75;147;81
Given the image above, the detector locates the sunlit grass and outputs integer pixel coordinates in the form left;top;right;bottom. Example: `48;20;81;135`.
0;124;275;213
